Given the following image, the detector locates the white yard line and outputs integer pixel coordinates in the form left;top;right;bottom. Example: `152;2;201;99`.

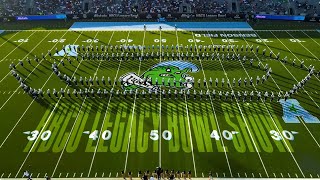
286;31;319;60
0;31;36;63
86;31;122;177
205;30;242;177
184;95;197;177
298;117;320;149
0;31;20;48
123;30;145;173
227;31;305;177
268;31;320;109
175;30;198;177
301;31;320;48
284;31;320;83
191;32;235;177
159;29;162;167
50;31;102;177
15;31;87;178
0;30;71;148
0;72;11;84
201;31;269;177
0;31;52;111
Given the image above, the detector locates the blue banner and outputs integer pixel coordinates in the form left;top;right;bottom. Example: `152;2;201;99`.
16;14;66;21
255;14;305;21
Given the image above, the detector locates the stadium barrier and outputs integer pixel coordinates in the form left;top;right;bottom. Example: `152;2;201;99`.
66;13;246;20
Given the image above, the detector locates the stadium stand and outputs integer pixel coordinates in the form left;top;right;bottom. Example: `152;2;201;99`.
0;0;319;16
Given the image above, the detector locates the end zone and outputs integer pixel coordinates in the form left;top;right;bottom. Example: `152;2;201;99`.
69;22;253;31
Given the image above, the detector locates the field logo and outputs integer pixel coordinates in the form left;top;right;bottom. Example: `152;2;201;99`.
54;44;78;57
119;61;198;91
279;99;320;123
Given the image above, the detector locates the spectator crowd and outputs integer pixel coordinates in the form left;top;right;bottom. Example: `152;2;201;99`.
0;0;319;17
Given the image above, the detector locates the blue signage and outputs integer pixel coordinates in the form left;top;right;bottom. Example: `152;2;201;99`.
255;14;305;21
16;14;66;21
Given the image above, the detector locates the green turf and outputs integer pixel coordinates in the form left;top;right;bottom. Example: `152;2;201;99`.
0;29;319;179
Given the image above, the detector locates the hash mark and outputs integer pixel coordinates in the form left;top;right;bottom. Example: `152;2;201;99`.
216;172;218;177
59;173;61;178
259;173;262;178
280;173;283;177
66;173;69;178
8;173;11;178
295;173;298;178
109;172;111;178
288;173;291;178
37;173;40;178
252;173;254;178
317;174;319;178
202;173;204;177
310;174;313;178
95;172;97;178
73;173;76;178
80;173;83;177
237;173;240;177
116;172;118;177
273;173;276;178
1;173;4;178
102;172;104;177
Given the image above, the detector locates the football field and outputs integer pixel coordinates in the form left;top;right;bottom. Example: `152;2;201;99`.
0;28;320;179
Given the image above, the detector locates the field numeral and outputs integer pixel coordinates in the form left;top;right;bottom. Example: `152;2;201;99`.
24;130;51;141
87;130;112;141
116;39;133;43
83;39;99;43
49;39;66;43
210;130;238;140
154;39;166;43
270;130;298;141
188;39;203;43
15;39;29;43
222;39;238;43
256;39;273;43
289;39;305;43
150;130;172;141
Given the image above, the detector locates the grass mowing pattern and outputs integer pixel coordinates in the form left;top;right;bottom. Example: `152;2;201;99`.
0;30;319;178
